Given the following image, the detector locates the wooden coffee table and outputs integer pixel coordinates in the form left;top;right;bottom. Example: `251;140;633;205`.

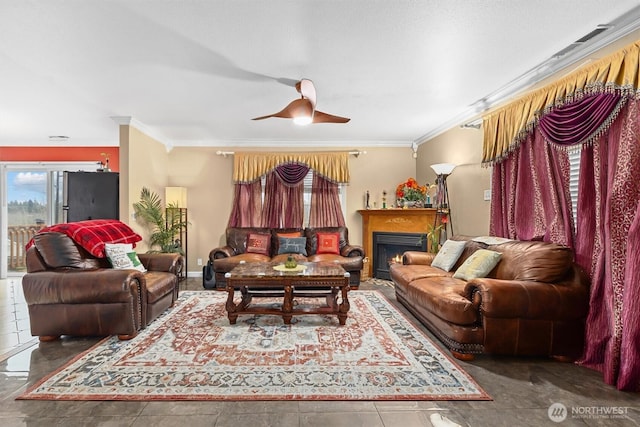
225;261;351;325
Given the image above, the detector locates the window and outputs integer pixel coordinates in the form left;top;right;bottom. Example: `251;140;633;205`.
302;171;347;227
261;170;346;227
568;148;581;230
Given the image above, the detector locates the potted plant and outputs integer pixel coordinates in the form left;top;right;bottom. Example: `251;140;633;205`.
426;223;444;253
133;187;188;254
395;177;427;208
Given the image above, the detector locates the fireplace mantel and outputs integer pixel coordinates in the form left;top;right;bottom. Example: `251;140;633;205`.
357;208;436;277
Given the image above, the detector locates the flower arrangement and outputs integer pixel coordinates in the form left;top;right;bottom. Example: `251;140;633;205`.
396;177;427;202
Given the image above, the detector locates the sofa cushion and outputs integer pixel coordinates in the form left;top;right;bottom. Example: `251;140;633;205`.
105;243;146;272
246;233;271;256
453;249;502;280
390;264;451;289
316;232;341;254
277;237;308;256
306;253;362;271
431;240;466;272
33;232;101;270
488;241;574;282
213;253;271;273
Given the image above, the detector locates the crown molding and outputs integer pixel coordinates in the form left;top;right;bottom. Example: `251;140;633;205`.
111;116;174;151
169;138;411;148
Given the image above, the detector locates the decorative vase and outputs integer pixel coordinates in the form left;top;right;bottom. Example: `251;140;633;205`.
405;200;424;208
285;255;297;269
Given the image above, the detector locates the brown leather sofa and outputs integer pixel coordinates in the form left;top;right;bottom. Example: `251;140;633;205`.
22;232;183;341
389;236;590;360
207;226;364;289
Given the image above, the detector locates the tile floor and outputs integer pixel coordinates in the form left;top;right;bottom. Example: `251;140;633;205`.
1;277;638;426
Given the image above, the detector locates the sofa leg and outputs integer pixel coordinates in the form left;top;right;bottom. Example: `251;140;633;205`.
450;350;475;361
117;332;138;340
552;355;575;363
38;335;60;342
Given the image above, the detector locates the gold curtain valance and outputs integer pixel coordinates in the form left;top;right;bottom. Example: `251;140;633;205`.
482;39;640;165
232;152;350;183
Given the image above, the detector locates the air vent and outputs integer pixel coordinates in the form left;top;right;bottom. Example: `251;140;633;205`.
552;25;612;58
576;26;611;43
48;135;70;142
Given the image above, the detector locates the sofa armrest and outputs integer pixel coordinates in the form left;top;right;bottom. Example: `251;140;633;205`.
464;278;589;320
22;269;145;305
402;251;435;265
138;253;183;275
341;244;364;258
209;246;237;260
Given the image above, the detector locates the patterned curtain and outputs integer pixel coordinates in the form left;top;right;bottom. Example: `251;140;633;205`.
227;180;262;227
574;99;640;391
482;40;640;165
308;173;345;228
260;163;309;228
489;129;573;246
490;93;640;391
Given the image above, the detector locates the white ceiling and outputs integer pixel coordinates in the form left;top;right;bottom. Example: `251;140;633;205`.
2;1;640;149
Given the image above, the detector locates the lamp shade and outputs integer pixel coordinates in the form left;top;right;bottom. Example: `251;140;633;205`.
165;187;188;208
430;163;457;175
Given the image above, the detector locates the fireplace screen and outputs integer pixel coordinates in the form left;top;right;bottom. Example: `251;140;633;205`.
373;232;427;280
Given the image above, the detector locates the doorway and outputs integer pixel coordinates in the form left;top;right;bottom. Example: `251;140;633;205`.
1;162;97;278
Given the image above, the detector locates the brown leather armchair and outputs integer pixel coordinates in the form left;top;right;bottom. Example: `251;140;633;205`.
22;232;183;341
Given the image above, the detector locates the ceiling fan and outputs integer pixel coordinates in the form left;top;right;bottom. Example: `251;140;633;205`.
252;79;350;125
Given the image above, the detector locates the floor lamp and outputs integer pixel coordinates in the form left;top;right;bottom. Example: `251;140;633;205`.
430;163;456;243
165;187;188;281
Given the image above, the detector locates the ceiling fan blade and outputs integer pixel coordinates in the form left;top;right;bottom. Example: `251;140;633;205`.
296;79;317;109
252;98;313;120
312;110;351;124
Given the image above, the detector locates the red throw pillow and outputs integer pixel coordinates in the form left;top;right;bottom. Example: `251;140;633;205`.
316;232;341;255
246;233;271;256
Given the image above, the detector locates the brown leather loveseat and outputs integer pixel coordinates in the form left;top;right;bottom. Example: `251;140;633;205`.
22;231;183;341
207;226;364;289
389;236;590;360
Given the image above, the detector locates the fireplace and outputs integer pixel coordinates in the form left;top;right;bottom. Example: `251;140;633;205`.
373;232;426;280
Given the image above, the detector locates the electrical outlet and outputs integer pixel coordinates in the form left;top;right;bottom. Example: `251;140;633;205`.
483;190;491;201
197;258;203;266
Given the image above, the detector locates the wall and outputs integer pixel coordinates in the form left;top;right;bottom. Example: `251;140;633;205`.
159;145;417;274
120;126;170;253
0;146;119;170
416;126;490;236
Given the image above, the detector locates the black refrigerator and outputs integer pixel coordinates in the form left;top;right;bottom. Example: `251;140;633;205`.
63;172;119;222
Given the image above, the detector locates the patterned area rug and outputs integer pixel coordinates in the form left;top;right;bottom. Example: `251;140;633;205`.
18;291;490;401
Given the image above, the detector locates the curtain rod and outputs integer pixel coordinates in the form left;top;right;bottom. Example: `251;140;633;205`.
215;150;367;158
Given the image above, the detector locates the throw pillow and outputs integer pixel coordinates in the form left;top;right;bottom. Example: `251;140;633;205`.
277;231;303;238
277;237;308;256
316;232;341;255
453;249;501;280
105;243;147;272
431;239;466;272
246;233;271;256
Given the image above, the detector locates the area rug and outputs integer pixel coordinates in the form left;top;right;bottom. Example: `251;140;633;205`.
18;290;490;401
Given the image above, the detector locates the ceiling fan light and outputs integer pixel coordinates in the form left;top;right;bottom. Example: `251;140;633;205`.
293;115;313;126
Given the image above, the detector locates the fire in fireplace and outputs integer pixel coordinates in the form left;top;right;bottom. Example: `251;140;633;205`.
372;231;427;280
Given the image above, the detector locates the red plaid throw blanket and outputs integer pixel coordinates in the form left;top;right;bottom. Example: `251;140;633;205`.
26;219;142;258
